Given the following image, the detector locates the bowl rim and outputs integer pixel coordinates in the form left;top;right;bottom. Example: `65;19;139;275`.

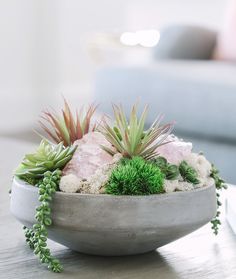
13;176;215;200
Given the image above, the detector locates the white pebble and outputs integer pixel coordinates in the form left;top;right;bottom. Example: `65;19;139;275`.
59;174;82;193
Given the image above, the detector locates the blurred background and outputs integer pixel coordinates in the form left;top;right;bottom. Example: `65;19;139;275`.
0;0;235;182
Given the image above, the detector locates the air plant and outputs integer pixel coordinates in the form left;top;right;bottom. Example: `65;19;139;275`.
39;99;97;146
99;103;174;160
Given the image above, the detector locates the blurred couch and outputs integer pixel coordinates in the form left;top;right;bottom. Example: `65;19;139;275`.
94;25;236;183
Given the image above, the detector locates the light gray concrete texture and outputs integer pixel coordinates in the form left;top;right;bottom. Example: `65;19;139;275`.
11;178;217;256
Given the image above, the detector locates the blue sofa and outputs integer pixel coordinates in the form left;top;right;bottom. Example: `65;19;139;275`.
94;25;236;183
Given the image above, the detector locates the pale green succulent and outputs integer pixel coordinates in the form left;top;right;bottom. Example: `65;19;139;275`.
15;139;76;181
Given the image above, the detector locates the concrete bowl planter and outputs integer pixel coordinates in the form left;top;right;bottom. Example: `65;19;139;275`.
11;178;217;256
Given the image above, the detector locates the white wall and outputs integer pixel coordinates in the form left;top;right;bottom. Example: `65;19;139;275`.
0;1;62;133
0;0;229;134
0;0;128;133
125;0;227;30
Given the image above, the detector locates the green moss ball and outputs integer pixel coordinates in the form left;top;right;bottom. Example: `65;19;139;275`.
105;156;164;195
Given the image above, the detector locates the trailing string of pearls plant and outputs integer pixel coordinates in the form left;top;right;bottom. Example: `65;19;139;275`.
15;138;77;272
24;170;62;272
210;166;227;235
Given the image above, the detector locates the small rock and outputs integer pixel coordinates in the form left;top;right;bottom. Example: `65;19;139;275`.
163;180;178;193
157;134;193;164
164;179;194;193
185;153;212;180
176;181;194;191
59;174;82;193
197;177;215;188
81;153;123;194
62;132;114;180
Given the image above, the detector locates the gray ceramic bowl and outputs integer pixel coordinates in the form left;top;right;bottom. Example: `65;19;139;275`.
10;178;216;256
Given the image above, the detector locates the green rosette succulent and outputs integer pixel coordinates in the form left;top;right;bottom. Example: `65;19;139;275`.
15;139;76;182
179;160;200;185
152;156;179;180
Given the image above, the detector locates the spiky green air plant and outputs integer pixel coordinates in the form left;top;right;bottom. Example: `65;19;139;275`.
39;99;97;146
99;104;174;160
15;139;76;182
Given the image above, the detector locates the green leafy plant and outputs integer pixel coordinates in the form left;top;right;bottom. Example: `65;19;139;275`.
210;165;227;235
99;103;174;160
152;156;179;180
179;161;200;184
24;170;63;272
14;140;76;272
106;156;164;195
15;139;76;183
15;140;76;272
39;99;97;146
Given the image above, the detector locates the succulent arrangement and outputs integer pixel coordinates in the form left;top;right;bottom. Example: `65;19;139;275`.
12;100;227;273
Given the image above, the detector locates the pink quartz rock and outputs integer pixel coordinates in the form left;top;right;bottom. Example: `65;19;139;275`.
157;135;192;164
62;132;114;180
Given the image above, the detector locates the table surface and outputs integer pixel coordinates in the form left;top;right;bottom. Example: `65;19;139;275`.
1;137;236;279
